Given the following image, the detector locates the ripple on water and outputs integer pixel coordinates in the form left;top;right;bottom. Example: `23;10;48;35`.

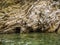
0;33;60;45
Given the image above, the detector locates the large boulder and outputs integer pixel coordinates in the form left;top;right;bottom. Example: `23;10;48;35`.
0;0;60;33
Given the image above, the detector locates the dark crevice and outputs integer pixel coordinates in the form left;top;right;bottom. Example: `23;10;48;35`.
14;27;21;33
55;24;60;33
53;0;59;1
27;27;34;33
35;28;43;33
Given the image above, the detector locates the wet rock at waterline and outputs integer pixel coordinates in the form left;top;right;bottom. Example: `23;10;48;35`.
0;0;60;33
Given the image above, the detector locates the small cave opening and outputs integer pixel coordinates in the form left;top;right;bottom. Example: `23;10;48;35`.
14;27;21;33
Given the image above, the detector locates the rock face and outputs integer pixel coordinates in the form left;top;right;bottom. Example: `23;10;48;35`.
0;0;60;33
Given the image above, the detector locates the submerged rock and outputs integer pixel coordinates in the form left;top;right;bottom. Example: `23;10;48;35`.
0;0;60;33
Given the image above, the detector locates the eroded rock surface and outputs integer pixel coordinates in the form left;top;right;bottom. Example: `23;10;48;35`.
0;0;60;33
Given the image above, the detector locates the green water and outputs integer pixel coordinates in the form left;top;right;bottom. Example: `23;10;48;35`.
0;33;60;45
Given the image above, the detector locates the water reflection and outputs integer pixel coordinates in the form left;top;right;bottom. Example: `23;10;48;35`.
0;33;60;45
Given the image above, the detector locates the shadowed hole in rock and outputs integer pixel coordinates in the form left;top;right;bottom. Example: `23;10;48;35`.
53;0;59;1
27;27;34;33
14;27;21;33
35;28;43;33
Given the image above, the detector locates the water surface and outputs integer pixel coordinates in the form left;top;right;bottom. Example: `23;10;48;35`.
0;33;60;45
